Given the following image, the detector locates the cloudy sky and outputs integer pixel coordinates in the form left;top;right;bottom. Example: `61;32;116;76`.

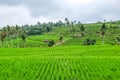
0;0;120;27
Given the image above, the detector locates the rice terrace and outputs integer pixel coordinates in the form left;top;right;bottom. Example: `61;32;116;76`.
0;0;120;80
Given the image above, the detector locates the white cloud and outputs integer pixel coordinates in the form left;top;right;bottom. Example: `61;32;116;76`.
0;4;53;27
66;0;95;7
0;0;120;26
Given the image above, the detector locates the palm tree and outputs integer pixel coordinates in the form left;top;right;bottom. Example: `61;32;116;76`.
101;23;106;45
15;25;21;48
2;26;10;47
80;24;85;37
59;36;63;45
48;22;53;32
58;20;62;28
5;25;15;47
0;32;6;47
65;18;69;27
71;21;74;28
37;22;41;27
21;33;26;48
71;21;75;36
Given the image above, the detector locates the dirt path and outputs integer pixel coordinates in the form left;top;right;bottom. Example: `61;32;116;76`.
54;38;70;46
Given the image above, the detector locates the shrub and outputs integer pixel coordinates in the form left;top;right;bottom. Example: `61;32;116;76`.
116;37;120;42
83;38;96;45
59;36;63;43
48;40;55;47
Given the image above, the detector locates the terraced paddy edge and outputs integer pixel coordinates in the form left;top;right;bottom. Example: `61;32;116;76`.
0;45;120;80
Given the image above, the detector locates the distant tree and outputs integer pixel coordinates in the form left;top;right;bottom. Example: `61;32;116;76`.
2;26;10;47
116;37;120;42
59;36;63;45
79;24;85;37
46;26;51;33
58;20;62;28
101;23;106;45
42;23;47;32
48;22;53;32
104;19;106;22
74;20;77;24
21;33;26;47
71;21;74;28
15;25;21;48
0;32;6;47
37;22;41;27
65;18;69;27
109;20;113;31
6;25;15;47
78;21;81;24
83;38;96;45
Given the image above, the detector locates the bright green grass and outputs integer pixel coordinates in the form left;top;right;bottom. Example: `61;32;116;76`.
0;45;120;80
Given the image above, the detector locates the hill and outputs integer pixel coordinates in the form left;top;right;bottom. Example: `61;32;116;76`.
0;20;120;47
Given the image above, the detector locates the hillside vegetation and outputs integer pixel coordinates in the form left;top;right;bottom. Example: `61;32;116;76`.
0;20;120;48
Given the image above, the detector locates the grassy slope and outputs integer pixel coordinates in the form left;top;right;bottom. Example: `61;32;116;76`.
0;35;61;48
0;45;120;80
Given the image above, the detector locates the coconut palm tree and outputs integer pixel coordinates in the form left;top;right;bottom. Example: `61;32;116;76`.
58;20;62;28
101;23;106;45
2;26;10;47
15;25;21;48
48;22;53;32
65;18;69;27
80;24;85;37
21;29;26;47
71;21;74;28
37;22;41;27
59;36;63;45
0;32;6;47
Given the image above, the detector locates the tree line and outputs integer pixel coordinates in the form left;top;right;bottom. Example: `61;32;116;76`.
0;18;120;47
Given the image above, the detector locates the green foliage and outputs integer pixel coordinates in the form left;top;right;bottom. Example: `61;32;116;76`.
80;24;85;32
101;23;106;35
59;36;63;43
0;20;120;47
21;33;26;42
48;40;55;47
27;27;43;35
116;37;120;42
83;38;96;45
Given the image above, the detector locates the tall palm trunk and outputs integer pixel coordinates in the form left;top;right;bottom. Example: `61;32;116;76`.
102;35;104;45
10;37;13;47
6;37;10;47
16;32;20;48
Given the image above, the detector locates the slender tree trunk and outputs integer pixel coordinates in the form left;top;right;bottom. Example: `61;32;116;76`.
6;38;10;47
23;41;26;48
10;37;13;48
16;34;20;48
17;37;20;48
102;35;104;45
1;41;4;48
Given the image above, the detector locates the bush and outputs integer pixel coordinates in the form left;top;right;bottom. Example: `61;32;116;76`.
59;36;63;43
48;40;55;47
83;38;96;45
116;37;120;42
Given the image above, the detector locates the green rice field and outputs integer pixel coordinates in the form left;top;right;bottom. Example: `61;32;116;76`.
0;45;120;80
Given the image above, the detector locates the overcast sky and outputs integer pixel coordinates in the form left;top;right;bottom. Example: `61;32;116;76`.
0;0;120;27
